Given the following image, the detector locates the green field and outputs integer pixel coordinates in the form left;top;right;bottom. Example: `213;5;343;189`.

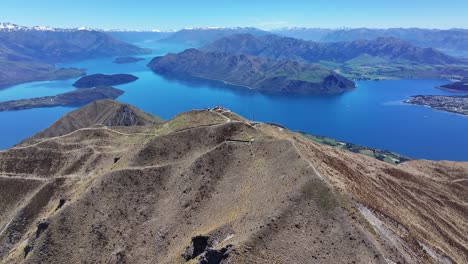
300;132;412;164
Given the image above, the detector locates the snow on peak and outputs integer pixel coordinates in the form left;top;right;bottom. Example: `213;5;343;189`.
180;26;261;31
0;22;97;32
0;22;24;31
32;26;55;31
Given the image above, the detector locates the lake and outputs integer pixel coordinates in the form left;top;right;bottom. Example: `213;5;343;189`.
0;43;467;161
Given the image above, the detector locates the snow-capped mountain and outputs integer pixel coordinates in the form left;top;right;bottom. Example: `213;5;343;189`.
103;28;174;33
0;22;98;32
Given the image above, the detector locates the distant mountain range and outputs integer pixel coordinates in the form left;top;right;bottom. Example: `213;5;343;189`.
0;23;150;86
273;27;468;53
0;24;149;62
147;48;355;94
204;34;461;65
158;27;269;47
101;26;468;55
203;34;468;79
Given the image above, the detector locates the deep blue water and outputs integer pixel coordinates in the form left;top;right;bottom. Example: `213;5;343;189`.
0;43;467;161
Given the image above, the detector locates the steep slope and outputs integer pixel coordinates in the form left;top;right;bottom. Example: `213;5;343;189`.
28;100;162;140
0;104;466;263
147;48;355;94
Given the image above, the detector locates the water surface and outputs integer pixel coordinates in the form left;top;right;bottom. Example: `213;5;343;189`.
0;44;467;161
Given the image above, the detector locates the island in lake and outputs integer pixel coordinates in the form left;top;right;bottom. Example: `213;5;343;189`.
113;57;145;64
404;95;468;116
73;73;139;88
147;48;355;94
0;86;124;111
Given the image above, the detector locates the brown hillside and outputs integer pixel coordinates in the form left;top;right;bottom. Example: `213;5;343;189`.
0;103;466;264
27;99;162;141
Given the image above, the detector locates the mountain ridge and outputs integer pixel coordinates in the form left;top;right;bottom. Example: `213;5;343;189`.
0;101;466;263
203;34;462;65
273;27;468;53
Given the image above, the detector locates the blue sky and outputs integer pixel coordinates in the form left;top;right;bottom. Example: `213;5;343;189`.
1;0;467;30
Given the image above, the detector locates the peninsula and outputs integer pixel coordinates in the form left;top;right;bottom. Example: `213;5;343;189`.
404;95;468;116
0;86;124;111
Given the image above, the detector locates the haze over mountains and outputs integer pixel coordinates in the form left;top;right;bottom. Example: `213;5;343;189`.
158;27;269;47
98;25;468;55
0;101;466;263
204;34;461;65
273;27;468;54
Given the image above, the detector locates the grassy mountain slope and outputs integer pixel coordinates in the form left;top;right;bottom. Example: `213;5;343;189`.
147;48;355;94
0;102;465;263
203;34;468;79
28;99;162;140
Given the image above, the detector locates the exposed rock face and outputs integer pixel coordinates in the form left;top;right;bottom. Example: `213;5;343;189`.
0;104;466;263
197;246;232;264
182;236;211;260
72;74;139;88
